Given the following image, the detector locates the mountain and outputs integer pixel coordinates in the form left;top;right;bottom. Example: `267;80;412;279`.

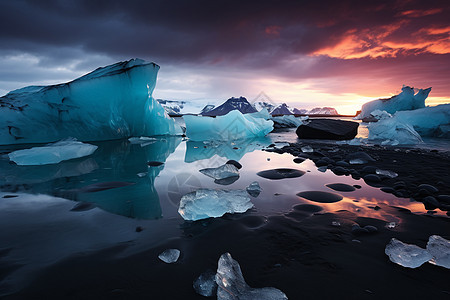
292;108;308;115
253;101;275;113
201;97;257;116
271;103;293;115
199;104;215;115
157;99;186;116
308;107;339;115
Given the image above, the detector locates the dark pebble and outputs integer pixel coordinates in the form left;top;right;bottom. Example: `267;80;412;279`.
257;168;305;180
293;157;306;164
353;185;362;189
380;187;395;194
293;204;323;213
136;226;144;232
418;184;438;194
351;225;369;234
333;166;348;175
226;160;242;169
361;166;377;174
296;191;343;203
364;225;378;233
2;195;18;198
325;183;356;192
336;160;350;167
423;196;440;208
437;195;450;204
363;174;381;183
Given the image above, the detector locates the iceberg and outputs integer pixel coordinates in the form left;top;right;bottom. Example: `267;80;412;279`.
158;249;181;264
199;163;240;180
368;116;423;145
357;85;431;119
271;115;308;128
183;109;273;141
427;235;450;269
178;189;253;221
216;253;288;300
8;139;97;165
0;59;182;145
385;238;432;268
246;181;262;197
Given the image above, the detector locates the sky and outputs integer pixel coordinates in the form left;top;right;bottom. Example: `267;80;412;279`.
0;0;449;115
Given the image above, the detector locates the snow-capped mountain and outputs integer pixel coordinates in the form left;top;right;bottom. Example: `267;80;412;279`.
199;104;215;115
253;101;275;113
271;103;293;115
201;97;257;116
292;108;308;115
308;107;339;115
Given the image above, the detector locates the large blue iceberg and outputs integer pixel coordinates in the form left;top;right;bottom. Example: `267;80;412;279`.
0;59;182;145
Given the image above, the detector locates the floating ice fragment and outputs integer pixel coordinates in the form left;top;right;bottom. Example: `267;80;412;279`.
216;253;288;300
385;222;397;229
200;163;240;180
427;235;450;269
331;221;341;227
137;172;147;178
193;270;218;297
128;136;157;147
184;110;273;141
246;181;262;197
158;249;180;264
376;169;398;178
8;139;97;165
368;116;423;144
178;189;253;221
301;145;313;153
385;238;432;268
271;115;308;128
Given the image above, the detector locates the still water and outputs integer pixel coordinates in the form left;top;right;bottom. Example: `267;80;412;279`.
0;123;448;295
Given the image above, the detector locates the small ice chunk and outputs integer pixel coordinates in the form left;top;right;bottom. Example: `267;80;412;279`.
216;253;288;300
376;169;398;178
8;139;97;165
193;270;218;297
385;222;397;229
385;238;432;268
128;136;157;147
349;158;365;165
246;181;262;197
301;145;313;153
427;235;450;269
178;189;253;221
137;172;147;178
158;249;180;264
200;163;239;180
331;221;341;227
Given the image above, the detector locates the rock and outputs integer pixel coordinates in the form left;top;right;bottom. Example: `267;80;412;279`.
332;166;348;175
148;161;164;167
437;195;450;204
257;168;305;180
296;191;343;203
364;225;378;233
380;187;396;194
363;174;381;183
336;160;350;167
296;119;359;140
361;166;377;174
293;157;306;164
418;184;438;194
325;183;356;192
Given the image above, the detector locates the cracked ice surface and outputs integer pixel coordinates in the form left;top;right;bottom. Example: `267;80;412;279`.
8;139;97;165
178;189;253;221
385;238;432;268
427;235;450;269
216;253;288;300
199;163;240;180
0;59;182;145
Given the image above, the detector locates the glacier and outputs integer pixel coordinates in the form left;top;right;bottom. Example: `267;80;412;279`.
0;59;182;145
183;109;273;141
356;85;431;119
178;189;253;221
8;139;97;165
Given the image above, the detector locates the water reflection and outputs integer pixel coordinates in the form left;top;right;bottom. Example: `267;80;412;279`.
0;137;181;219
184;137;270;163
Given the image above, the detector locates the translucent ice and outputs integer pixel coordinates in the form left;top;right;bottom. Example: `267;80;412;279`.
376;169;398;178
0;59;182;145
385;238;432;268
178;189;253;221
193;270;218;297
246;181;262;197
8;139;97;165
427;235;450;269
183;109;273;141
368;117;423;145
357;85;431;119
271;115;308;128
199;163;240;180
158;249;181;263
216;253;288;300
301;145;313;153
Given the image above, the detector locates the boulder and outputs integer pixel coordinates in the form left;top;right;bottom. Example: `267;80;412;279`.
296;119;359;140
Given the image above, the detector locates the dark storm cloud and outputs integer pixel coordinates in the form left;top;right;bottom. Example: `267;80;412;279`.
1;0;449;66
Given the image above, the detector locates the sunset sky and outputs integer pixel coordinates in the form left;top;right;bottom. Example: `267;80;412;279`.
0;0;449;115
